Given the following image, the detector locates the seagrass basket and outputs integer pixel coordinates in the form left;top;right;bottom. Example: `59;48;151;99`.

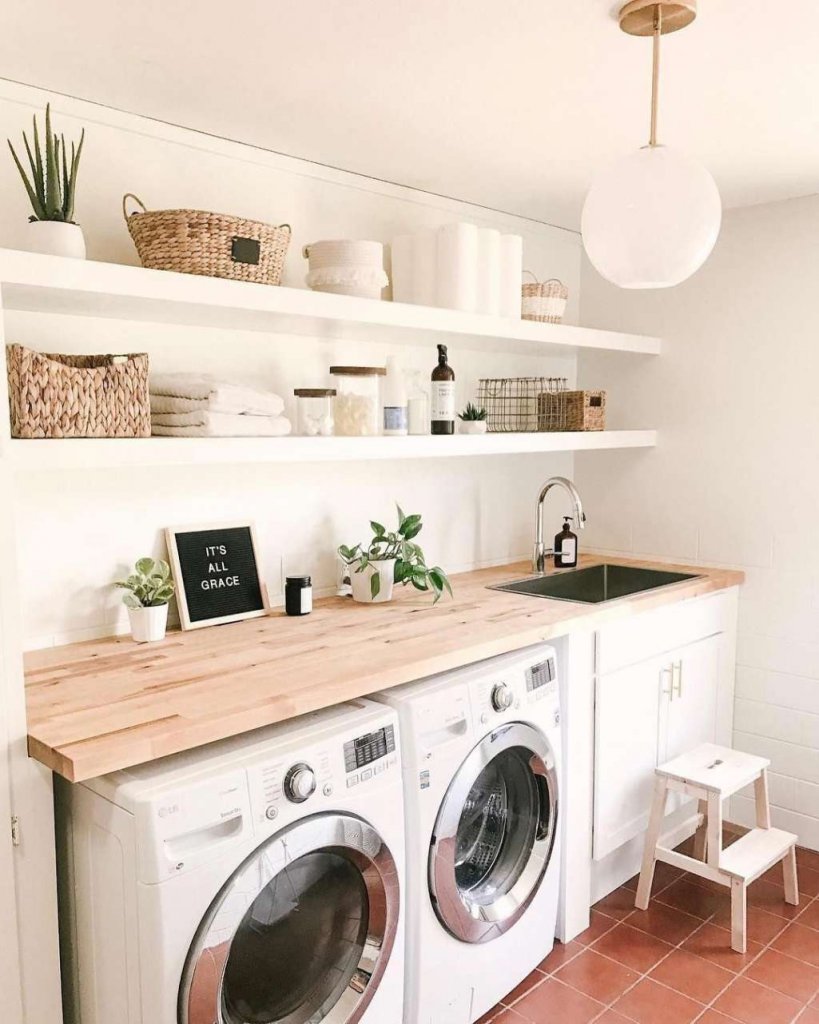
122;194;291;286
7;344;150;438
521;271;569;323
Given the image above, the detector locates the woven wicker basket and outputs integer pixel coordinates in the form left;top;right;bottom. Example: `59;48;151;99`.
7;344;150;438
538;390;607;431
123;194;291;286
521;272;569;323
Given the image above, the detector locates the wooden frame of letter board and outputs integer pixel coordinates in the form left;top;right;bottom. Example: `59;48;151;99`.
165;520;269;630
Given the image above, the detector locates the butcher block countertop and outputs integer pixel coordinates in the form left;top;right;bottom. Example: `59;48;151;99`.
25;554;743;782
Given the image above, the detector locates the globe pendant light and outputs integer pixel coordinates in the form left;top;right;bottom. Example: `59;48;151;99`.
581;1;721;289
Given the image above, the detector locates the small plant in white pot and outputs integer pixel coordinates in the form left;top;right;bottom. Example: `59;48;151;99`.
338;506;452;604
114;558;175;643
8;104;87;259
458;402;488;434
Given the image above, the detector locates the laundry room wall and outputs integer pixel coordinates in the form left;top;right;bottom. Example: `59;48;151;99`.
0;79;584;650
575;195;819;852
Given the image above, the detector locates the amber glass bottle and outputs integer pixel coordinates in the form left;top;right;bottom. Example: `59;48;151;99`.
431;344;455;435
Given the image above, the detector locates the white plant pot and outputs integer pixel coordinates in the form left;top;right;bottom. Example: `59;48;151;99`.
127;603;169;643
25;220;86;259
351;558;396;604
459;420;488;434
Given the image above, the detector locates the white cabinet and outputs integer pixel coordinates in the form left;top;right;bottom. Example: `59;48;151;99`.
593;624;723;861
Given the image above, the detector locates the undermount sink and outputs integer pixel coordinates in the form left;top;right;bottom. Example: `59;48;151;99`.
490;563;701;605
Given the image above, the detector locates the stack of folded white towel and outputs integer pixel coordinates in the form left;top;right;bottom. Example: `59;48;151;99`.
150;374;292;437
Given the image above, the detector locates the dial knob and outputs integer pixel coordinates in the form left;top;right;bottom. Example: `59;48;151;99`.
284;763;317;803
491;683;514;712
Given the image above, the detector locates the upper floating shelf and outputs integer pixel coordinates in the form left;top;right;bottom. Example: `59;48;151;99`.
0;249;661;357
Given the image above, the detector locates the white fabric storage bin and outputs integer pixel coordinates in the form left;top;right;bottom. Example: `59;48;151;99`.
303;240;388;298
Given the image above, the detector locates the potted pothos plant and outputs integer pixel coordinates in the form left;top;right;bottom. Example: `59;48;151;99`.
114;557;175;643
8;104;87;259
458;402;488;434
338;506;452;604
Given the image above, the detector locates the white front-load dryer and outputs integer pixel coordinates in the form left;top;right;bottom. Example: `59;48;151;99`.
374;644;561;1024
57;699;405;1024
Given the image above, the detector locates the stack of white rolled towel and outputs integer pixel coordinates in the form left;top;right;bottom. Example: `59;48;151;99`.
391;223;523;317
150;374;291;437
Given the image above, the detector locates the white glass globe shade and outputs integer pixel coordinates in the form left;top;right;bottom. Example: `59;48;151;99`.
581;145;722;289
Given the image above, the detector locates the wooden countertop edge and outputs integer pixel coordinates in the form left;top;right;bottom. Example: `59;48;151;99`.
24;555;744;782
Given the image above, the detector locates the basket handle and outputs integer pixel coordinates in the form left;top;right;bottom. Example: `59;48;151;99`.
122;193;147;222
523;269;565;287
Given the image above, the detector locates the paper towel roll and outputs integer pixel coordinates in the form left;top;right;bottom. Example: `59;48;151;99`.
500;234;524;317
476;228;501;315
412;230;438;306
436;222;479;312
390;235;414;303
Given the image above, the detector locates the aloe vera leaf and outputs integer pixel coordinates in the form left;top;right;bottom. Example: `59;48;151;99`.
22;131;44;209
44;104;61;218
8;141;46;219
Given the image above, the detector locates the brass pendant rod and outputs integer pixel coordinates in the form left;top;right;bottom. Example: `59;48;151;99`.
649;4;662;146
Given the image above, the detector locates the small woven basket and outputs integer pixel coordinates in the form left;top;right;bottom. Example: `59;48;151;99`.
521;272;569;323
538;390;606;432
123;194;291;286
7;344;150;438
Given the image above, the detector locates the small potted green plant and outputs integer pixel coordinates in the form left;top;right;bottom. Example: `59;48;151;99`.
458;402;488;435
8;104;86;259
114;558;175;643
338;506;452;604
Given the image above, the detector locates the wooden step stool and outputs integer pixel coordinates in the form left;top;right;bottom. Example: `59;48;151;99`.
636;743;799;953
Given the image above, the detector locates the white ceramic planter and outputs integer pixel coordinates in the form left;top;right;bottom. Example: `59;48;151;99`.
26;220;86;259
128;603;169;643
351;558;396;604
459;420;488;434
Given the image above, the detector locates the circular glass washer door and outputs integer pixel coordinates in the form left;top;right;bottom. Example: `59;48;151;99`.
179;812;399;1024
429;721;558;944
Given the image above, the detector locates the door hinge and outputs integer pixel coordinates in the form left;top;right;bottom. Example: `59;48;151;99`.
10;815;20;847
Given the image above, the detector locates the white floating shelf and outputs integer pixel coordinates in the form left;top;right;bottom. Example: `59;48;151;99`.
8;430;657;471
0;249;661;357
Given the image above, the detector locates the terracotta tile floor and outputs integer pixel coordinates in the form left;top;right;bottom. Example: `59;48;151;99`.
480;840;819;1024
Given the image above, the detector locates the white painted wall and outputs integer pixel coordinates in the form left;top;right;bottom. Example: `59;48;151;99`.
577;195;819;851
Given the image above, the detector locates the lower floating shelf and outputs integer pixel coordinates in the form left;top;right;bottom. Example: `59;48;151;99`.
6;430;657;470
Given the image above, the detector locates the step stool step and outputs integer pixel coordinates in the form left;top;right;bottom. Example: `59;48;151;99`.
719;827;798;883
657;743;770;797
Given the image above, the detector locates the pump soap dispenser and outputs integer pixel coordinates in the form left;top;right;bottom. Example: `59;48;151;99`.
554;516;578;568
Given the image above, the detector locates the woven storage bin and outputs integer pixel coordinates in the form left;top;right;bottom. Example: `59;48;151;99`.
538;390;606;432
521;272;569;323
123;194;291;286
7;344;150;438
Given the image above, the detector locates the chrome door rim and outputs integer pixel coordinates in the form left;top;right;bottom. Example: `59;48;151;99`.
179;811;400;1024
429;722;558;944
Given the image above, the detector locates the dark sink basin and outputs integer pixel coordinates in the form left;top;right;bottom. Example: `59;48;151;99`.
490;563;700;604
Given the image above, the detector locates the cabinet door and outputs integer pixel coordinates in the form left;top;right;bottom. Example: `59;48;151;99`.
662;633;721;765
593;654;668;860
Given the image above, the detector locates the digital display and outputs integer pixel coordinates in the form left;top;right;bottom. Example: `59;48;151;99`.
344;725;396;772
526;658;555;692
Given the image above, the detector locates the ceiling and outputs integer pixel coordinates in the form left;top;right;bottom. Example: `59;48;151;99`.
1;0;817;230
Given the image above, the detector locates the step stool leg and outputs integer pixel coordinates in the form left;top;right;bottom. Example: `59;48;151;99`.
754;769;772;828
731;878;747;954
782;845;799;907
635;775;669;911
706;792;723;870
692;798;708;862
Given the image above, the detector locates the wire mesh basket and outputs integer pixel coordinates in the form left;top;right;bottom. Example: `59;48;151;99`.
477;377;570;432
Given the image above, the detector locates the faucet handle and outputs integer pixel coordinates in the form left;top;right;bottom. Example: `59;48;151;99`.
532;542;554;573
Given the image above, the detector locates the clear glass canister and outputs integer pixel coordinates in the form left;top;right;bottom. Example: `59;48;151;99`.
329;366;385;436
294;389;335;436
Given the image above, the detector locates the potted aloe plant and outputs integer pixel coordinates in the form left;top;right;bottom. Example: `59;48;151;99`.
458;402;488;435
338;506;452;604
114;557;175;643
8;104;86;258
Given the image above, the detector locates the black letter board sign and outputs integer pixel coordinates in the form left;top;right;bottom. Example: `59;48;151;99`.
166;521;267;630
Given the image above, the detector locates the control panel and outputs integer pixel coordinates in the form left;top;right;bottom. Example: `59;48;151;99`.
344;724;397;789
525;654;558;700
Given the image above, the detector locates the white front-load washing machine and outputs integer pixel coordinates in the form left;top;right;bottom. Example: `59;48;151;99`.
374;644;561;1024
56;699;405;1024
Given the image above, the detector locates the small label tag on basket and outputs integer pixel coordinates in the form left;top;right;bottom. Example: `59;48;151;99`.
231;236;261;265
